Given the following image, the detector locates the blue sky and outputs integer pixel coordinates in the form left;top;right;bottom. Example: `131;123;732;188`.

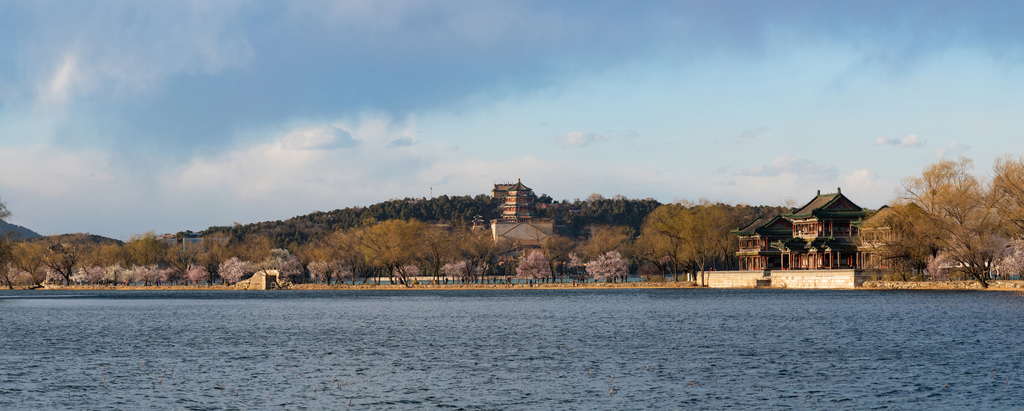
2;1;1023;239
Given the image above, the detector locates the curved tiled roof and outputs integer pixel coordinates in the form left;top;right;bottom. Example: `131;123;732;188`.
787;190;867;219
733;215;792;236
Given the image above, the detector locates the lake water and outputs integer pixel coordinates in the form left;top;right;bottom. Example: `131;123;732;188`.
1;289;1022;410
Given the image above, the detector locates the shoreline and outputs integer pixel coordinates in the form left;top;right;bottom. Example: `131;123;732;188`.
9;281;702;291
4;280;1024;291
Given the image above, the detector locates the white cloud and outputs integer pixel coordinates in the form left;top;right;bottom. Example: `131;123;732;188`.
281;126;357;150
736;156;838;182
842;169;894;205
43;55;80;105
874;134;924;147
934;141;970;158
168;117;425;201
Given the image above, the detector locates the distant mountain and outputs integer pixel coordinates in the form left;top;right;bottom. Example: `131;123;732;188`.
0;220;41;240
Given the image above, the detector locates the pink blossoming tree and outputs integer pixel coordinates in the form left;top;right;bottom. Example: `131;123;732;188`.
586;250;629;282
516;251;551;281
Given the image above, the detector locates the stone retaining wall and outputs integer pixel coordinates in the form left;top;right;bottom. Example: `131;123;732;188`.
769;269;865;289
708;269;866;289
705;271;767;288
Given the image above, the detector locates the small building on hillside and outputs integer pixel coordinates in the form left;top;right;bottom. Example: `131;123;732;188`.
471;214;488;230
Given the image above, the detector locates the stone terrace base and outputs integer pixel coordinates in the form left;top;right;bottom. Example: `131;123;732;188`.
708;269;867;289
770;269;866;289
706;271;767;288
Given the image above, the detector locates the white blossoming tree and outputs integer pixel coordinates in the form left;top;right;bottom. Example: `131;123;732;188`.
516;251;551;282
586;250;629;282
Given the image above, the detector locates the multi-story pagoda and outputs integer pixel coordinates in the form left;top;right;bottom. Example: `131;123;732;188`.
490;179;554;247
500;179;537;223
491;182;521;199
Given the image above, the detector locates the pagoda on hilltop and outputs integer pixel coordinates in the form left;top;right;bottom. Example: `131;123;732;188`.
489;179;555;247
500;179;537;223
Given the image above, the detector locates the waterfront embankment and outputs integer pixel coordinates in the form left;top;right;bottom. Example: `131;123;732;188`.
12;280;1024;291
861;280;1024;291
26;281;701;291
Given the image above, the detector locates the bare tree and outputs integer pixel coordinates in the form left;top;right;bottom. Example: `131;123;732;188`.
542;235;575;282
898;158;1001;287
992;155;1024;237
0;198;14;288
420;226;455;284
166;241;202;282
12;242;47;287
359;220;423;285
327;228;366;284
44;240;83;285
125;231;166;268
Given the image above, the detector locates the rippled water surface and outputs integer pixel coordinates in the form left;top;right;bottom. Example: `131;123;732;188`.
1;289;1023;410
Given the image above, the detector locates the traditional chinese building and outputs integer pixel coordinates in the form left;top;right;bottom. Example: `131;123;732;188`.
733;215;793;270
471;214;488;230
500;179;537;222
491;182;517;199
854;205;896;269
735;188;870;270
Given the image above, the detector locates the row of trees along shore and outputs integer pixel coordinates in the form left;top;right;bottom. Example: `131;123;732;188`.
0;199;785;288
3;155;1024;288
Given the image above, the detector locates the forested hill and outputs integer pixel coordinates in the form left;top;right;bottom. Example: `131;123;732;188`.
196;194;668;248
200;194;503;246
193;193;793;249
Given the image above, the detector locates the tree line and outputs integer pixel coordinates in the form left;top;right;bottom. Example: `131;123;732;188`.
5;155;1024;289
0;201;783;288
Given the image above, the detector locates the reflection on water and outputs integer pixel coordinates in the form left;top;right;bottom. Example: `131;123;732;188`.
1;289;1022;410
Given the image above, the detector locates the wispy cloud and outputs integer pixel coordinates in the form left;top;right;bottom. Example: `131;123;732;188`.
874;134;924;148
559;129;639;147
41;54;79;105
387;136;415;148
281;126;358;150
934;141;970;158
736;156;838;182
614;130;640;140
560;131;608;148
738;126;771;141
